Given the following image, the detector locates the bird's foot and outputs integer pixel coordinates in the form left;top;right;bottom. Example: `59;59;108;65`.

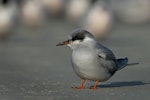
90;80;99;90
90;86;97;90
72;86;84;89
72;79;85;89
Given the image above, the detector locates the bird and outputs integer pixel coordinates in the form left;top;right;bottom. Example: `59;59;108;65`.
56;29;138;89
40;0;64;17
110;0;150;24
21;0;44;28
65;0;91;23
0;0;18;40
83;0;113;39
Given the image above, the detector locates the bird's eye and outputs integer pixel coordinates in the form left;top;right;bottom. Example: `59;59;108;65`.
72;33;85;41
72;37;78;41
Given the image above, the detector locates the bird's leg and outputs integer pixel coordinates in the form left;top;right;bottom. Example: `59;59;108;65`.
90;80;99;90
72;79;85;89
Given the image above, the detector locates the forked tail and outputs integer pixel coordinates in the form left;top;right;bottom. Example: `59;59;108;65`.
116;58;139;70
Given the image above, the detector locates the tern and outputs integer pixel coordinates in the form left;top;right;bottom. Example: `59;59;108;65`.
57;29;138;89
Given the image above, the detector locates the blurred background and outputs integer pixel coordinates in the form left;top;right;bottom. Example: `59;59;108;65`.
0;0;150;100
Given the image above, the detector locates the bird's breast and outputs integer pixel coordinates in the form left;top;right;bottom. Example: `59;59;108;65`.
71;49;111;81
72;49;97;67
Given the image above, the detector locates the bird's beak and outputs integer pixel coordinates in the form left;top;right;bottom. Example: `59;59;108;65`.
56;39;72;46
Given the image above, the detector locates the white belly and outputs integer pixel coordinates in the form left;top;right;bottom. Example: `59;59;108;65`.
72;50;111;82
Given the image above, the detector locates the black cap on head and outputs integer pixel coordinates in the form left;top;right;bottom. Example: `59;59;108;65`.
70;29;94;41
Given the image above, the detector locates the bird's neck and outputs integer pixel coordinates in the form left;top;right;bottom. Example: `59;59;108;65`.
74;41;97;51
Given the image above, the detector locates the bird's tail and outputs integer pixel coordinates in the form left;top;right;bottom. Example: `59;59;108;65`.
116;57;139;70
127;63;139;66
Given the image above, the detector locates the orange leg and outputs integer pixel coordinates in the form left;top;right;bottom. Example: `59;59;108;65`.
90;80;99;90
72;79;85;89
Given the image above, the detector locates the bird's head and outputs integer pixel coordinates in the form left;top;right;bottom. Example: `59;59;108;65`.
56;29;96;49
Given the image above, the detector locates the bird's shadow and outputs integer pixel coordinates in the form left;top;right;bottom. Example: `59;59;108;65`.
93;81;149;88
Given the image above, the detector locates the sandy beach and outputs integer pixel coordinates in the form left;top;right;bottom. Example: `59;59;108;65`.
0;19;149;100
